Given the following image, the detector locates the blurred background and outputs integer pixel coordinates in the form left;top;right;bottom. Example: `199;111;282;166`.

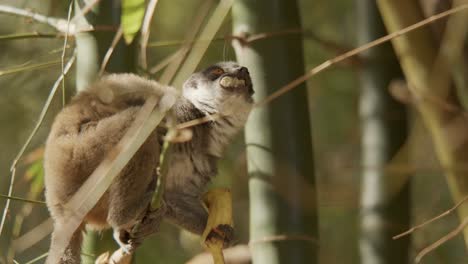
0;0;467;263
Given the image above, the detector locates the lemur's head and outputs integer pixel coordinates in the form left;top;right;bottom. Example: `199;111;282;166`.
182;61;254;117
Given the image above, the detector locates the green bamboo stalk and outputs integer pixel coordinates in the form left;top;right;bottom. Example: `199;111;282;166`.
232;1;318;263
358;1;410;264
74;0;99;91
73;1;100;262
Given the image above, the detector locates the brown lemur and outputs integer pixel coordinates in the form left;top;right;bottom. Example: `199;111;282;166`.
44;62;254;263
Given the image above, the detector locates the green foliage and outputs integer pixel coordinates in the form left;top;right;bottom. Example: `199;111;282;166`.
25;159;44;197
121;0;146;44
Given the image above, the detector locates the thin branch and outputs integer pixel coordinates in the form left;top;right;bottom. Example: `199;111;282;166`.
255;3;468;107
415;216;468;263
176;113;221;130
0;5;82;34
139;0;159;70
147;29;350;55
0;32;64;41
394;195;468;239
98;26;123;76
0;194;46;205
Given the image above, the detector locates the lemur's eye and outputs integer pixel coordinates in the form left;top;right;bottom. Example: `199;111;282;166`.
204;66;225;80
210;68;224;76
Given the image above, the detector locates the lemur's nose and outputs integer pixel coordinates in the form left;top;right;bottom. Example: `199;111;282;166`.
237;67;249;79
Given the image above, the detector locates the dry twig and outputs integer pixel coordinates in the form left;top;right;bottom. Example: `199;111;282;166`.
0;195;46;205
394;195;468;239
0;5;88;34
415;216;468;263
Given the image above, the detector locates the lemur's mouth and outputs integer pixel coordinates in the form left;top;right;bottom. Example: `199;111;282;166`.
220;76;246;89
219;67;254;96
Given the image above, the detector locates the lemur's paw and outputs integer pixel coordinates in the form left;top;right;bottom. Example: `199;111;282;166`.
112;229;136;255
130;202;167;242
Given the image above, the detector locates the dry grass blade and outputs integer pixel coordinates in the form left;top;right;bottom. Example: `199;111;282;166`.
99;26;123;75
139;0;160;69
148;48;185;75
0;53;75;238
24;252;48;264
0;167;16;237
61;2;73;106
429;0;468;101
158;0;214;85
171;0;234;88
10;53;76;171
13;218;54;253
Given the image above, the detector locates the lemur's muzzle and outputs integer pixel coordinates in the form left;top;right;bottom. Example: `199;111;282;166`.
219;67;254;96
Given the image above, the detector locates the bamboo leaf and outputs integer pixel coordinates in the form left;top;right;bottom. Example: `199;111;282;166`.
121;0;146;44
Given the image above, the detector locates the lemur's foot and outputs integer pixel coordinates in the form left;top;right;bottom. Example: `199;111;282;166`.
129;201;167;243
201;188;234;264
112;229;136;255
